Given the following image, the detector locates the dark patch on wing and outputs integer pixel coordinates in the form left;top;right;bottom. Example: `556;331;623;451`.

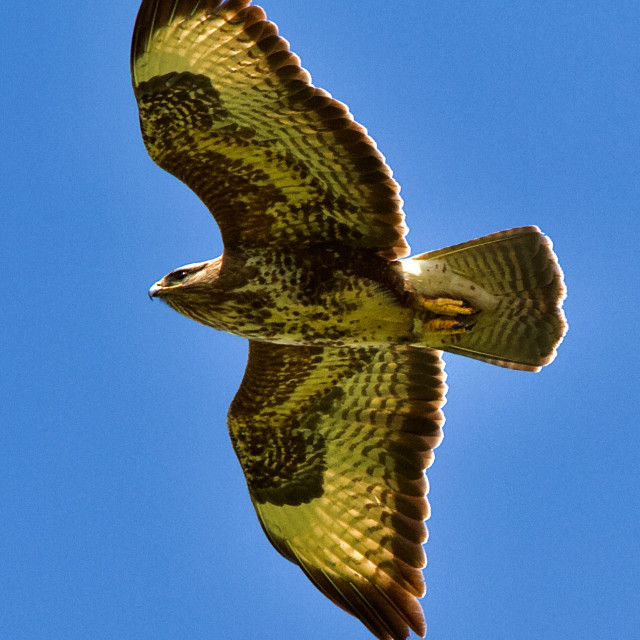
228;404;330;507
228;344;359;506
134;72;286;248
135;71;374;251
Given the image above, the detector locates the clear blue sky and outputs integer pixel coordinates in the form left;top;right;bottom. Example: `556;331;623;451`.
3;1;639;638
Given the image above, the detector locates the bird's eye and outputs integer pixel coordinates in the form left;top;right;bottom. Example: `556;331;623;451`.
172;269;189;282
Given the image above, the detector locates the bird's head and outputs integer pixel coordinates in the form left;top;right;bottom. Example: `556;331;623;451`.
148;257;224;318
147;253;258;331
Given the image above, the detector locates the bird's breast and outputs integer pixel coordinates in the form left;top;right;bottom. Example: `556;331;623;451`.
190;248;416;347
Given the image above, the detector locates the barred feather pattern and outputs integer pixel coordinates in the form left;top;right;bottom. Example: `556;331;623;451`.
229;342;447;640
131;0;408;259
405;226;567;371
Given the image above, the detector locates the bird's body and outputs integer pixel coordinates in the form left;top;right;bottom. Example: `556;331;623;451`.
152;245;418;346
132;1;567;638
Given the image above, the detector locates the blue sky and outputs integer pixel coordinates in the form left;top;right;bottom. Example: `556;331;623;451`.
3;1;639;638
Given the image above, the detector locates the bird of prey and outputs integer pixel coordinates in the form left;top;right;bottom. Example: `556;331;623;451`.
131;1;567;638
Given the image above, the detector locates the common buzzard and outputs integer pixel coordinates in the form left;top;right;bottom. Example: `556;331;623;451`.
131;1;567;638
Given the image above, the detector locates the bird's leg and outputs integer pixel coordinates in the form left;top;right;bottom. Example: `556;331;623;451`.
418;297;477;316
417;297;478;335
421;315;477;334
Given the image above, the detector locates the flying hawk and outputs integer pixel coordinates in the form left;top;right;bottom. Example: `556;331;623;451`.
131;1;567;638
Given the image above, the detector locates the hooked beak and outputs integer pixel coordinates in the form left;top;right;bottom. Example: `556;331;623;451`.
148;282;162;300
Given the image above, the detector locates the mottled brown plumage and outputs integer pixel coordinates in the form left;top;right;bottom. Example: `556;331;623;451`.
132;1;567;638
231;342;446;639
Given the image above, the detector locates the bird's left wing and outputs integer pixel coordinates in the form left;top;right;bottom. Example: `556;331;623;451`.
228;341;448;640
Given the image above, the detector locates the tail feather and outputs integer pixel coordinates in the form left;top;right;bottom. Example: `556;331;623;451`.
403;226;567;371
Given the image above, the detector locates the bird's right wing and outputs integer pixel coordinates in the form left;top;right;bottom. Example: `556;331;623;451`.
228;341;448;640
131;0;409;259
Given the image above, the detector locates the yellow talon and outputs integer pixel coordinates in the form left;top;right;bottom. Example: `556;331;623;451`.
419;297;477;316
423;317;474;335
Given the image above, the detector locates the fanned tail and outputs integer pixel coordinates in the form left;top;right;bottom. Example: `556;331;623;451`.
403;226;567;371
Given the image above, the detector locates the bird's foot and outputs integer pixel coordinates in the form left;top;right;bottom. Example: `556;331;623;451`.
422;315;477;335
419;296;477;316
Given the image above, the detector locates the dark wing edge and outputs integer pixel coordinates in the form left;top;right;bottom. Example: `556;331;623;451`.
228;341;448;640
131;0;410;259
